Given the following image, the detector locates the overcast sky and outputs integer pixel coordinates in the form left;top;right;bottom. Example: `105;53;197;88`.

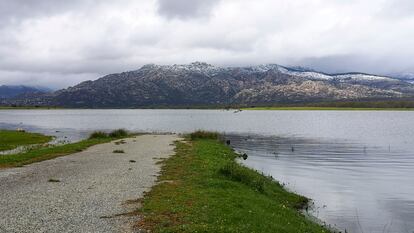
1;0;413;89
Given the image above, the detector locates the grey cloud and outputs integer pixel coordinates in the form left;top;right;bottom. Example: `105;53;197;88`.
296;55;373;74
0;0;414;89
157;0;220;19
297;54;414;76
0;0;88;27
0;70;99;89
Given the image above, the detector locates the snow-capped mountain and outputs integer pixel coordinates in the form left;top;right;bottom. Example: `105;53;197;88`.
3;62;414;108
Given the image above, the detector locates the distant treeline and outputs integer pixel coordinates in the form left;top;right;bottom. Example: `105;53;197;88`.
3;99;414;109
239;99;414;109
306;100;414;108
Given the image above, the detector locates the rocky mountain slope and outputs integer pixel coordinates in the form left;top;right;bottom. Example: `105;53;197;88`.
4;62;414;107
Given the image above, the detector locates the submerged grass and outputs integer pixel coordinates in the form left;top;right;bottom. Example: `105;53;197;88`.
0;130;53;151
138;137;328;232
0;129;131;168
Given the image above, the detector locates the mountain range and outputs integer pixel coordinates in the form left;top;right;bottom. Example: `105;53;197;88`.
0;85;51;99
3;62;414;108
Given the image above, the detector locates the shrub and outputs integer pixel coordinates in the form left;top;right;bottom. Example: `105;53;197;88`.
190;131;219;140
219;162;265;193
109;129;129;138
88;131;108;139
88;129;129;140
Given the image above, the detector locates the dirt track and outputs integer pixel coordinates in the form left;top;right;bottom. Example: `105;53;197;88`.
0;134;179;233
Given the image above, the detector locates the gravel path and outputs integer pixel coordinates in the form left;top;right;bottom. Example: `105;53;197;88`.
0;134;180;233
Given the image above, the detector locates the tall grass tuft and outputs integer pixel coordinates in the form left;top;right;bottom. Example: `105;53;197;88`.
190;131;219;140
219;162;266;193
88;131;108;139
88;129;129;139
109;129;129;138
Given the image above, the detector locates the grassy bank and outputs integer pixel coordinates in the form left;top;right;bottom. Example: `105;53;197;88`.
138;132;327;232
242;106;414;111
0;130;53;151
0;129;130;168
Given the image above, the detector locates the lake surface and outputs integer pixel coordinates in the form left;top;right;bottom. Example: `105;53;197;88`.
1;109;413;233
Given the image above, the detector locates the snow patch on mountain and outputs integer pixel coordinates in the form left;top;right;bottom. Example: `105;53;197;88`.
332;73;394;81
277;66;333;80
136;63;402;83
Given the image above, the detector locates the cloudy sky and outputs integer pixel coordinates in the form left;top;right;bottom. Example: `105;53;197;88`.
0;0;413;89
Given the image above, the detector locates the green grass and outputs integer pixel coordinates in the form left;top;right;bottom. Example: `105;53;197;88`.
0;138;114;168
242;106;414;111
0;129;132;168
0;130;53;151
138;138;328;233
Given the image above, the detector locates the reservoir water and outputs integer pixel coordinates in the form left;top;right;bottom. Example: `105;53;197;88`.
1;109;413;232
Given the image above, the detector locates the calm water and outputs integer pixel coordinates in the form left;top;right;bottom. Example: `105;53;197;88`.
1;109;413;233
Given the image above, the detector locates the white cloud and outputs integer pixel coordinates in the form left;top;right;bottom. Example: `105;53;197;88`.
0;0;413;88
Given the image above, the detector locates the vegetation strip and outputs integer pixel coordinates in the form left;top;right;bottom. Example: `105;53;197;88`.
0;106;61;110
138;132;328;232
0;130;52;152
242;106;414;111
0;129;130;168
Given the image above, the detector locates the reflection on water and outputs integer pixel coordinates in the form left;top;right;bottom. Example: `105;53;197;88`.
1;109;414;232
226;134;414;233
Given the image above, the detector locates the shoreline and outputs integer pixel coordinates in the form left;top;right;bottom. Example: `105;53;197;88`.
137;132;329;232
2;105;414;111
1;129;330;232
2;107;414;111
241;106;414;111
